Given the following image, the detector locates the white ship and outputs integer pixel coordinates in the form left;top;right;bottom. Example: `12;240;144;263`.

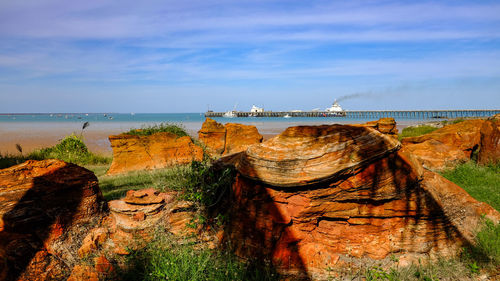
250;105;264;113
325;99;343;112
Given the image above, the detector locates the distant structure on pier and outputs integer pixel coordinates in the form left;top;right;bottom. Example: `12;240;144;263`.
206;99;500;119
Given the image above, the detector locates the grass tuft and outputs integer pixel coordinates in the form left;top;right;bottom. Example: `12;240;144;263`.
117;229;279;281
126;123;189;137
0;134;110;169
399;125;438;140
441;162;500;211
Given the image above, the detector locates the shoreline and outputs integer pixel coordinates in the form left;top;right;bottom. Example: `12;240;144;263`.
0;119;423;155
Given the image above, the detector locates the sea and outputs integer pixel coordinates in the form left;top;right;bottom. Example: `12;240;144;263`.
0;113;444;154
0;112;432;132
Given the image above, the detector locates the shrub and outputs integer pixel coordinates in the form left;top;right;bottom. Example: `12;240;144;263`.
126;123;189;137
28;134;110;165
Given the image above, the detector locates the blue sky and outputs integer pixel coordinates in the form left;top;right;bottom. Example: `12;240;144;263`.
0;0;499;113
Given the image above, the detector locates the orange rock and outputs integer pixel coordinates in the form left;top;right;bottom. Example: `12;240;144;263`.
198;118;263;157
107;132;203;175
78;227;108;258
228;124;400;187
223;123;263;155
221;124;500;279
198;118;227;155
0;160;104;280
67;265;99;281
477;114;500;165
402;119;485;171
94;255;113;274
354;118;398;138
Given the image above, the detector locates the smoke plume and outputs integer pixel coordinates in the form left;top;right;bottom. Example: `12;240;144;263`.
336;92;372;102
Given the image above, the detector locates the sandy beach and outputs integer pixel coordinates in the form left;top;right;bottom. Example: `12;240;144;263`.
0;119;422;156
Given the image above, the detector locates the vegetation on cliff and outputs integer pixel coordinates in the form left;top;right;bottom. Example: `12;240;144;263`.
126;123;189;137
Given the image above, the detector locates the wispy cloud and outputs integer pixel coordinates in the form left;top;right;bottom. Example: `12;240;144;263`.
1;0;499;112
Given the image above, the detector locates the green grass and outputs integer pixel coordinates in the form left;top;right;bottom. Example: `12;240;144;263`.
0;134;111;169
399;125;438;140
440;118;466;126
126;123;189;137
91;161;234;205
441;162;500;211
117;229;279;281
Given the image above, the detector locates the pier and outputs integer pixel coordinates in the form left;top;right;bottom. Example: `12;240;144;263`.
205;110;500;119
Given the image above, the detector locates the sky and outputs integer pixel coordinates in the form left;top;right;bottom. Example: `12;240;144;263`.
0;0;499;113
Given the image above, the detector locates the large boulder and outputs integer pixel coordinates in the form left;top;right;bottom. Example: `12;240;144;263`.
0;160;104;281
401;119;485;171
197;118;263;157
355;117;398;138
221;124;499;280
198;118;227;155
107;132;204;175
477;114;500;165
223;123;263;155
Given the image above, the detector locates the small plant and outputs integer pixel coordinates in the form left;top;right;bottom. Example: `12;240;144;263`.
126;123;189;138
399;125;438;140
27;134;110;165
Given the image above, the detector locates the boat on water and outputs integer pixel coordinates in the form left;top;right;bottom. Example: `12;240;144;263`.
283;114;291;118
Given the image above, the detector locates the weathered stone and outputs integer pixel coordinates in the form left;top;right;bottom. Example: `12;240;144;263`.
198;118;227;155
355;118;398;138
477;114;500;165
402;119;485;171
78;227;108;258
223;123;263;155
67;265;99;281
107;132;203;175
0;159;104;281
228;125;400;187
220;124;499;279
198;118;263;157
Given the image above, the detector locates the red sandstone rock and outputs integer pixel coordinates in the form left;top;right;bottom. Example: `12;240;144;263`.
477;114;500;165
198;118;227;155
229;125;400;187
0;159;104;281
402;119;485;171
78;227;108;258
223;123;263;155
107;132;204;175
198;118;263;157
220;124;499;279
355;118;398;138
67;265;99;281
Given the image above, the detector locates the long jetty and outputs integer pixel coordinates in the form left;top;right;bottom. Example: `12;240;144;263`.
205;109;500;119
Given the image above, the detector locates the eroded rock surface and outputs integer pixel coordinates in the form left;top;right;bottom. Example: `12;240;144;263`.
198;118;227;155
401;119;485;171
0;160;104;281
220;124;499;280
478;114;500;165
198;118;263;157
107;132;203;175
355;117;398;138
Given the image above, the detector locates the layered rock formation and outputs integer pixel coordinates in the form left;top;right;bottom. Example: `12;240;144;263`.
356;117;398;138
198;118;263;156
107;132;204;175
0;160;104;281
221;124;499;280
401;119;485;171
478;114;500;165
198;118;227;155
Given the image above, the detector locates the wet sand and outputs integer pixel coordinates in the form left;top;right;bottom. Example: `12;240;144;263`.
0;119;422;156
